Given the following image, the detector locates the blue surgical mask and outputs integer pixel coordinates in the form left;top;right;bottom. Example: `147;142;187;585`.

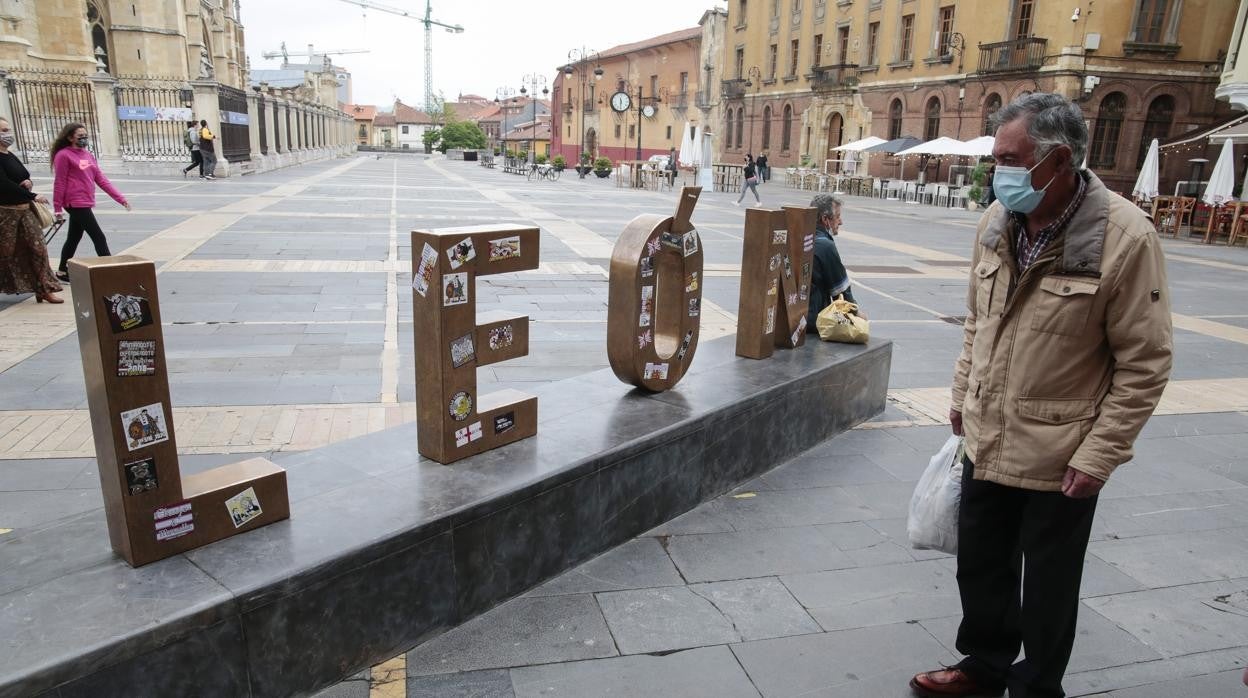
994;150;1057;214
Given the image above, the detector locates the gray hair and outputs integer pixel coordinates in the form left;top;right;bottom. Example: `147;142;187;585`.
989;92;1087;170
810;192;843;219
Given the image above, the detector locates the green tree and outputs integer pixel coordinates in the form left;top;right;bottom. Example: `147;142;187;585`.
422;128;441;150
436;121;487;152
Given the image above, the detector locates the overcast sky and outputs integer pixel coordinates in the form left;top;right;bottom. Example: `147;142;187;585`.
243;0;722;108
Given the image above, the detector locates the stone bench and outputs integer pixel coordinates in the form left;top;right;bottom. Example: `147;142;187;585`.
0;336;891;697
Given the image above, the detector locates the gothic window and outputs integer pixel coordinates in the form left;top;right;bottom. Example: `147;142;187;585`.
924;97;941;140
736;106;745;148
86;1;112;73
982;93;1002;136
1136;95;1174;168
782;103;793;151
762;105;772;150
727;109;735;148
888;99;903;140
1089;92;1127;169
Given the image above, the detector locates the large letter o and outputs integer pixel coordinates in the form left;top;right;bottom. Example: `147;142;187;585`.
607;187;703;392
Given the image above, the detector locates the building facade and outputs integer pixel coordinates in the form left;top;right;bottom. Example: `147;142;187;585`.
721;0;1235;193
552;22;712;165
394;101;433;150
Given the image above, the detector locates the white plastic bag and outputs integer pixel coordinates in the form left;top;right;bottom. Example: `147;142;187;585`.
907;435;964;555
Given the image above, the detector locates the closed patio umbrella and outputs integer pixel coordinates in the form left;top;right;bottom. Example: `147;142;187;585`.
677;122;695;167
1203;137;1235;207
1131;138;1160;204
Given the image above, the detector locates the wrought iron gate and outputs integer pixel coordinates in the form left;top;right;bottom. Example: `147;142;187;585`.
216;84;250;162
5;68;98;165
257;93;268;155
116;77;192;162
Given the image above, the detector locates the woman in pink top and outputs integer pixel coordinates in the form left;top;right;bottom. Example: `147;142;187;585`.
50;122;130;282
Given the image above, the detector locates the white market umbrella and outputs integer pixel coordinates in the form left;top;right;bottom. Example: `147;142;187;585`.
1131;138;1160;203
1203;137;1236;207
832;136;886;152
959;136;995;157
678;122;695;167
895;136;968;156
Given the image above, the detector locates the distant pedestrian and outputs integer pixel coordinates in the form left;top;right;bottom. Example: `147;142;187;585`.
756;152;770;183
182;120;203;178
0;117;61;303
198;119;217;180
51;122;130;282
735;154;761;206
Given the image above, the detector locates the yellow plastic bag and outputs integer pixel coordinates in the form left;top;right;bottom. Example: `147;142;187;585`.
816;295;869;344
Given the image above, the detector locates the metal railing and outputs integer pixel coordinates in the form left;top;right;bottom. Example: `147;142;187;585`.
976;37;1047;73
810;63;859;91
5;67;98;165
670;91;689;109
258;93;268;155
115;77;190;162
216;84;250;161
721;78;749;100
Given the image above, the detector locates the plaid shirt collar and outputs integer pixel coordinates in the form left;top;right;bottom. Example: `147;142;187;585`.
1011;171;1089;271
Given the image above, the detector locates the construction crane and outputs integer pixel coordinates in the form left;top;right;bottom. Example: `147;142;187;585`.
261;42;370;67
334;0;464;112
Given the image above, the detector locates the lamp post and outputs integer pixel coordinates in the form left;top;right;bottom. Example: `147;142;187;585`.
494;86;516;154
564;47;603;170
744;65;762;155
520;73;548;163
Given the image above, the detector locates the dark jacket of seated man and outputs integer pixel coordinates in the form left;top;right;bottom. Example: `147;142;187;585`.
806;193;856;331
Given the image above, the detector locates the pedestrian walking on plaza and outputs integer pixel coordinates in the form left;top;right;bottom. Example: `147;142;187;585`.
805;193;861;331
735;154;761;206
182;120;203;178
0;117;62;303
756;151;770;183
909;93;1172;698
198;119;217;180
51;122;130;283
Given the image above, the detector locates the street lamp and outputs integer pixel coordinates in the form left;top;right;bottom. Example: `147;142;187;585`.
520;73;549;163
494;86;516;154
565;47;603;171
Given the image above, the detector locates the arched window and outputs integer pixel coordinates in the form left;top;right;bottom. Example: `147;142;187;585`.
782;104;793;151
736;106;745;149
762;105;772;150
888;99;903;140
726;110;734;149
924;97;941;141
982;93;1002;136
1089;92;1126;169
86;1;112;73
1136;95;1174;169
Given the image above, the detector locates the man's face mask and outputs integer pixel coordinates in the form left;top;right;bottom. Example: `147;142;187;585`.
994;149;1058;214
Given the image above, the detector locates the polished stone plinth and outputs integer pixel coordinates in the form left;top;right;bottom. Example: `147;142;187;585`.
0;336;890;697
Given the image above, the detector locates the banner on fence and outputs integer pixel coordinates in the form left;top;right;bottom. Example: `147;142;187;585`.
117;106;193;122
222;111;249;126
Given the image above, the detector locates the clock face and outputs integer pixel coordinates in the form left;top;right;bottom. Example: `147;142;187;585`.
641;104;656;118
610;91;631;113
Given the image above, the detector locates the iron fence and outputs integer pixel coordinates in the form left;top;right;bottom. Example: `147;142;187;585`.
258;93;268;154
5;68;98;166
216;84;250;162
115;76;192;162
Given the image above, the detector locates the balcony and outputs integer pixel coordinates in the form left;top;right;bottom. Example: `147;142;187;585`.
582;99;597;113
670;91;689;109
562;102;574;114
976;37;1047;74
722;78;749;100
810;63;859;92
695;91;714;110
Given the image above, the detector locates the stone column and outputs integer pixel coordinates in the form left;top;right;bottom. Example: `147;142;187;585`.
0;70;14;128
87;73;124;171
190;79;228;177
265;90;278;157
245;88;261;161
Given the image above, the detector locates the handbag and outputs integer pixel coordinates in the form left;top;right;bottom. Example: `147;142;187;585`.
31;200;54;229
815;294;869;343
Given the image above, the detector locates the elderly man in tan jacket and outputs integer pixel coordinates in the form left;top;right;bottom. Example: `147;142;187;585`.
911;93;1172;698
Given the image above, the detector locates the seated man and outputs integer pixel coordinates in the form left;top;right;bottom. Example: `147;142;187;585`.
806;193;860;331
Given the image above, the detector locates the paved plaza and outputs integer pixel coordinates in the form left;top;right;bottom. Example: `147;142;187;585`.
2;154;1247;696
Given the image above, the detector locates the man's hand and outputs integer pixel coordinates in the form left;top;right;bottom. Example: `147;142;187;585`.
949;408;963;436
19;179;32;190
1061;467;1105;499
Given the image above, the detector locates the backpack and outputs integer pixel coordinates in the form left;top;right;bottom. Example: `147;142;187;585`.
183;129;193;150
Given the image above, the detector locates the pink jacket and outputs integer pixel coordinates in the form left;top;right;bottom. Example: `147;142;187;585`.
52;147;127;214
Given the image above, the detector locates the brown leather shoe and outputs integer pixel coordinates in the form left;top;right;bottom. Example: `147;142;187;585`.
909;668;1003;697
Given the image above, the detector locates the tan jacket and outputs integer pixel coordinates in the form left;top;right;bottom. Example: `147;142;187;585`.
951;172;1172;491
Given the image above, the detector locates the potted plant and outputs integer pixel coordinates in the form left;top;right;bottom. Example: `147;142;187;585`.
800;154;812;168
593;156;612;178
552;155;566;171
576;152;593;178
536;153;548;165
967;162;986;211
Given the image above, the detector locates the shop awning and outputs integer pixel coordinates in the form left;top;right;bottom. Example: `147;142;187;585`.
1159;113;1248;150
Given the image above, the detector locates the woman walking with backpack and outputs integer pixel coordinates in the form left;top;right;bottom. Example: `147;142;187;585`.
51;122;130;282
182;120;203;178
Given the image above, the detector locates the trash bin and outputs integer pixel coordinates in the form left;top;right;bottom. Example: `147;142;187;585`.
464;150;477;161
